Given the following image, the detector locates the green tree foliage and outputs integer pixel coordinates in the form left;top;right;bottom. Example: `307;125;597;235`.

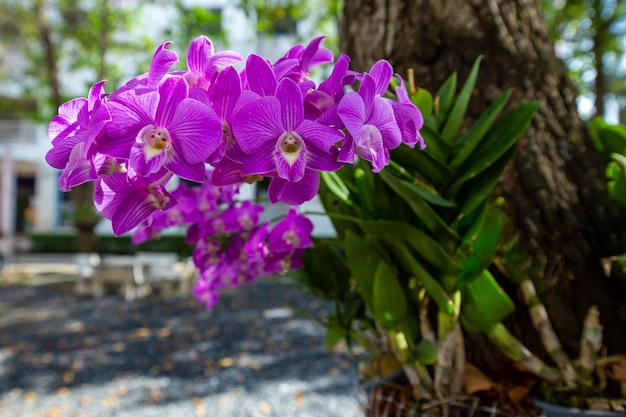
163;0;226;59
238;0;342;49
541;0;626;117
0;0;146;120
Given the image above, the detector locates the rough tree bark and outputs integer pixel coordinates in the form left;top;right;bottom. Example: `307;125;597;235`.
341;0;626;368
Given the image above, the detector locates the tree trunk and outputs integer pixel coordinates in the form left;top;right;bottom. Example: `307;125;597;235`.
340;0;626;369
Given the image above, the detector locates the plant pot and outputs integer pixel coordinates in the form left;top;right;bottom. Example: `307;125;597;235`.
533;398;626;417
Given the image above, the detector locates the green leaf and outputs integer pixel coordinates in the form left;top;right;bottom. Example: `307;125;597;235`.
380;170;459;243
589;116;626;158
325;315;348;350
395;244;455;315
345;230;383;310
441;56;483;144
460;270;515;333
434;72;457;126
373;260;408;328
412;87;433;120
300;242;351;299
452;145;517;224
447;101;540;196
607;153;626;207
359;220;457;274
354;167;377;215
449;89;512;170
420;126;453;163
390;145;455;187
456;205;507;287
320;171;352;205
397;179;456;208
413;339;438;365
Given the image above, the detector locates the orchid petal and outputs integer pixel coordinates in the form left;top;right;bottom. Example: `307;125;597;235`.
245;54;277;97
168;98;222;163
165;146;207;182
267;169;319;205
369;60;393;96
187;36;214;75
359;74;377;118
209;66;241;120
231;97;283;154
147;42;178;90
155;76;188;127
276;78;303;132
337;91;366;135
370;97;402;149
241;146;275;176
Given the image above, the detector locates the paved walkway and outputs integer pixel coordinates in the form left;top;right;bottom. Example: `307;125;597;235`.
0;255;364;417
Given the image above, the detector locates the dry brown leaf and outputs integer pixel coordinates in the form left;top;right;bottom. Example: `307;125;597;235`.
62;371;74;384
610;356;626;382
294;391;305;407
507;385;529;403
218;357;235;368
258;402;272;415
23;391;38;404
56;387;70;398
463;363;494;394
157;327;172;338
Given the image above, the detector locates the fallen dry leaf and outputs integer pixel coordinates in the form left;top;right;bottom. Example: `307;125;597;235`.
294;391;305;407
610;356;626;382
463;363;494;394
23;391;38;404
258;402;272;415
507;385;529;403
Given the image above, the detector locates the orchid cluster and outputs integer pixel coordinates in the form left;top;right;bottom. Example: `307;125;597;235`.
45;35;425;307
129;172;312;308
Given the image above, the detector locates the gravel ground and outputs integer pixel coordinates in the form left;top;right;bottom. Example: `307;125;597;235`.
0;276;365;417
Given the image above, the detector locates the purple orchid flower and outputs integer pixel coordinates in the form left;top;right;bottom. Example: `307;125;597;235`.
274;36;334;83
93;167;176;236
337;71;402;172
46;80;111;187
391;76;426;149
184;35;242;90
100;75;222;182
231;77;343;205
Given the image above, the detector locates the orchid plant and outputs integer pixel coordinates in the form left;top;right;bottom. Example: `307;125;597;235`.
45;35;425;309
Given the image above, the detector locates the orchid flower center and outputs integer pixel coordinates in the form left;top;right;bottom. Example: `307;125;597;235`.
282;229;300;247
278;131;303;164
143;127;171;151
146;186;170;210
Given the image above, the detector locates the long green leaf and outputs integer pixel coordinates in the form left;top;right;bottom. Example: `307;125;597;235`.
412;87;433;120
441;56;483;144
449;89;512;170
380;170;460;243
447;101;540;196
608;153;626;207
390;146;455;187
434;72;457;126
344;230;383;310
395;244;455;315
360;220;457;273
320;171;352;205
452;145;517;225
461;270;515;333
373;261;408;328
456;205;507;287
420;126;453;163
589;116;626;157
